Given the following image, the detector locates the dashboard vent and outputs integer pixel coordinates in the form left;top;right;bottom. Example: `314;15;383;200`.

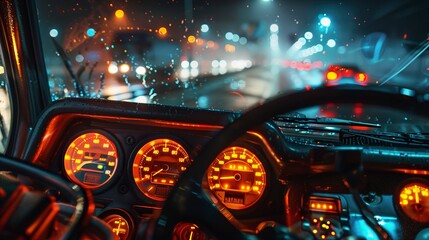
340;134;394;147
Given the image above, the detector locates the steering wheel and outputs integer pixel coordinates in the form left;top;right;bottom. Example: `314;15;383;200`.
0;155;114;240
151;85;429;239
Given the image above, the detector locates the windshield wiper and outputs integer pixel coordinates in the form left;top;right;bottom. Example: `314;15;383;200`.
51;37;85;96
274;116;381;128
50;37;105;98
340;129;429;147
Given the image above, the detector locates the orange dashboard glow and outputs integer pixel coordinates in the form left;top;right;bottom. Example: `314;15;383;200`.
398;182;429;222
63;132;119;189
207;146;266;210
132;138;190;201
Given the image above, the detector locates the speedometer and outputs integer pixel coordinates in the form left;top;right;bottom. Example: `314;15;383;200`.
207;146;266;210
132;138;191;201
64;132;119;189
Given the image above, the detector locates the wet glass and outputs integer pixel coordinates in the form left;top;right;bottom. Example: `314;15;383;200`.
35;0;429;112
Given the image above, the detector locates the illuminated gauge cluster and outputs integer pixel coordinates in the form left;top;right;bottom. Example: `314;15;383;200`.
397;181;429;223
64;132;119;189
132;138;191;201
207;146;266;210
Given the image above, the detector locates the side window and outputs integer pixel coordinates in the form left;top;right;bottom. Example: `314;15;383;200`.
0;49;11;153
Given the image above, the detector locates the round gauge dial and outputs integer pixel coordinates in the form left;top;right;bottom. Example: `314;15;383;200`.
132;138;191;201
398;182;429;223
207;146;266;210
173;222;208;240
64;132;119;189
102;214;131;240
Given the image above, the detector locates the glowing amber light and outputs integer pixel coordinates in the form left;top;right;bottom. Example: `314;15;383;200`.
158;27;167;36
326;71;338;81
398;182;429;223
115;9;125;18
63;132;119;189
187;35;196;43
309;198;339;213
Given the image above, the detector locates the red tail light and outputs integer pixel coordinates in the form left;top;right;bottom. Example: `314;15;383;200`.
354;73;368;83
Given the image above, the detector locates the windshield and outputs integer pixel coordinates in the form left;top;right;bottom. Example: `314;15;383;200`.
36;0;429;112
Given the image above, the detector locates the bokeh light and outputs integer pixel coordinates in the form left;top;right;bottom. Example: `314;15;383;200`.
158;27;168;36
115;9;125;18
49;29;59;37
86;28;96;37
188;35;196;43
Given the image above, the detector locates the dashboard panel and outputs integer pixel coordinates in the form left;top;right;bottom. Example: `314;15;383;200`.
22;98;429;239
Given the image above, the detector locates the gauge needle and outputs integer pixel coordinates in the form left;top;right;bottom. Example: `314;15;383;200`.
416;191;420;204
115;222;121;236
189;230;193;240
76;160;94;169
152;168;164;176
76;161;105;173
220;176;235;180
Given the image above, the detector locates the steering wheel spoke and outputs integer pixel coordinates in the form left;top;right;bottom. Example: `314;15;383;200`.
155;177;253;239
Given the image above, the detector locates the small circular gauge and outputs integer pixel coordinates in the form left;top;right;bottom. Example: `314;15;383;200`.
207;146;266;210
173;222;209;240
398;182;429;223
103;214;131;240
132;138;191;201
64;132;119;189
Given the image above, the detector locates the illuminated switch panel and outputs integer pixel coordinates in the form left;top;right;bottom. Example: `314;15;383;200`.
301;195;350;240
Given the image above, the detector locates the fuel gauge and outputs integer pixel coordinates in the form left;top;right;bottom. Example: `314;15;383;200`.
101;211;134;240
173;222;210;240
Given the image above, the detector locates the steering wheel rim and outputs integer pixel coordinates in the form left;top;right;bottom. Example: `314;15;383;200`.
0;155;94;240
153;85;429;239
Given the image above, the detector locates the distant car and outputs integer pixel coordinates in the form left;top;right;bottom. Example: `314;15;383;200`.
324;64;369;86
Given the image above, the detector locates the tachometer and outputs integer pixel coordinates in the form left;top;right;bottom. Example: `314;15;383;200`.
398;181;429;223
132;138;191;201
207;146;266;210
64;132;119;189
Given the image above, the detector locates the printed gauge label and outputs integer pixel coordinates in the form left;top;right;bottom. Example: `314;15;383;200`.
132;138;190;201
207;146;266;210
64;132;119;189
